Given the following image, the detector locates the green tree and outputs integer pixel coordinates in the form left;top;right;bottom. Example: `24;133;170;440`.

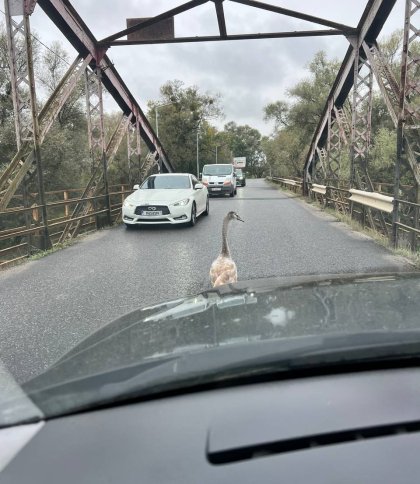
223;121;265;177
263;51;340;178
147;80;223;174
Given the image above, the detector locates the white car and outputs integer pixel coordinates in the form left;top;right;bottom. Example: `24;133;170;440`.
122;173;209;228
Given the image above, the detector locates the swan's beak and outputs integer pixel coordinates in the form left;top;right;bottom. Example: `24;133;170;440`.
236;215;244;223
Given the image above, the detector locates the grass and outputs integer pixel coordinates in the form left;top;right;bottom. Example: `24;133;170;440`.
269;180;420;270
28;238;79;261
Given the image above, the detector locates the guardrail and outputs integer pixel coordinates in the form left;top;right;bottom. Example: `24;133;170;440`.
0;184;132;269
269;177;302;193
268;176;419;253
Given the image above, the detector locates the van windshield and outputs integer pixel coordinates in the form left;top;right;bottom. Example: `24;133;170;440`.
202;165;233;176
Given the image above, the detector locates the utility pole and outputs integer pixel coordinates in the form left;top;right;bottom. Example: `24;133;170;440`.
216;145;218;164
196;125;200;178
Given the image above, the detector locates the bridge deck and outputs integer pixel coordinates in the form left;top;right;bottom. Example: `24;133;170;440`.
0;179;412;383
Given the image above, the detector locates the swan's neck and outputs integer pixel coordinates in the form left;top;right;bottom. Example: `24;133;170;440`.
221;216;231;257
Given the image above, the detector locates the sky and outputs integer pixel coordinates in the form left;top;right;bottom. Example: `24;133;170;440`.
22;0;406;135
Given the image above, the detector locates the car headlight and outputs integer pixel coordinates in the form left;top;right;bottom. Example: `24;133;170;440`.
123;200;135;208
173;198;190;207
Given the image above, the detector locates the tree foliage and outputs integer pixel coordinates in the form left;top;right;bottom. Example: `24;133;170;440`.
262;33;407;184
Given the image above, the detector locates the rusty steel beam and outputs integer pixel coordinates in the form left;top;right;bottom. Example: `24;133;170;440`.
229;0;356;33
37;0;174;174
108;29;347;46
350;51;373;187
303;0;397;193
0;55;91;210
127;118;141;185
99;0;209;44
58;113;133;242
214;0;227;37
398;0;420;190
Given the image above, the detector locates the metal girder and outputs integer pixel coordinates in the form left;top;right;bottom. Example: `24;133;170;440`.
327;106;342;181
350;52;373;187
1;1;51;247
4;0;33;149
314;147;327;181
303;0;397;191
229;0;355;33
0;54;91;210
100;0;209;44
127;117;141;185
109;30;346;46
333;106;351;146
37;0;174;174
84;67;105;173
213;0;227;37
100;0;355;46
140;151;159;181
398;0;420;190
58;112;133;242
363;42;399;126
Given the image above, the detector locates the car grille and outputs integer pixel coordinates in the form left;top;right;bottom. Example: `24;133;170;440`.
135;205;170;215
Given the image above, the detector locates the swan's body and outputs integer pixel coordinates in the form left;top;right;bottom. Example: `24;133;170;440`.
210;211;244;288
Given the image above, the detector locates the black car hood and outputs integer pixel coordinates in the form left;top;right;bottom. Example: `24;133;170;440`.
24;272;419;383
5;272;417;425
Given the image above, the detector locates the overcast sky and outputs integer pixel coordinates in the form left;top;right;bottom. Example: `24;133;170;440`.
25;0;405;135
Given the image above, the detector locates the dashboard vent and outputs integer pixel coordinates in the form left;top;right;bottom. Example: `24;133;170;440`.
207;420;420;465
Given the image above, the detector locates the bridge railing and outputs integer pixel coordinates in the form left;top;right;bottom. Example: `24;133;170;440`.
269;177;419;253
0;184;133;269
269;177;303;193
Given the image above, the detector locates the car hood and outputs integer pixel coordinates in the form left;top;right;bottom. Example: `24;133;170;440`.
3;272;420;426
127;189;192;204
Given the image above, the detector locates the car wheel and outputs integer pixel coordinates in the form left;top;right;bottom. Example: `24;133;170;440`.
189;203;197;227
229;189;234;197
203;197;209;216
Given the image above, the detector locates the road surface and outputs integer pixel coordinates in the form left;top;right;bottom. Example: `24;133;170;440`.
0;179;412;382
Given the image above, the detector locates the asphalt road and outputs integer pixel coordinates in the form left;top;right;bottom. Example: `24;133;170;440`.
0;179;413;383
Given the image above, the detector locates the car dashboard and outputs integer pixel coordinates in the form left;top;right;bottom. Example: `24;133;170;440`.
2;367;420;483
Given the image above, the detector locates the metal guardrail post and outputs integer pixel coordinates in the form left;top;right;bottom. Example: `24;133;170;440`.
412;199;419;252
391;198;399;248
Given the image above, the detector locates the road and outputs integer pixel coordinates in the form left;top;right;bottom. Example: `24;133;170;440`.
0;179;412;383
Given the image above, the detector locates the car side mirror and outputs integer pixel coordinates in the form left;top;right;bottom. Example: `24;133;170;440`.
195;183;204;190
133;184;140;190
199;172;202;178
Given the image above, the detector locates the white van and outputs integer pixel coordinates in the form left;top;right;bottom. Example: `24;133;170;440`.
201;164;237;197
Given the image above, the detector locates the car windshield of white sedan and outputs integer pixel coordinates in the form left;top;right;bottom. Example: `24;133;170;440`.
203;165;232;176
141;175;191;190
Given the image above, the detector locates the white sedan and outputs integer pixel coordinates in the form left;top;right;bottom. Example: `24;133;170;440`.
122;173;209;228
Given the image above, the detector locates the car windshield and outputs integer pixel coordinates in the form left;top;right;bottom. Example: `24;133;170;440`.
202;165;233;176
141;175;191;189
0;0;419;428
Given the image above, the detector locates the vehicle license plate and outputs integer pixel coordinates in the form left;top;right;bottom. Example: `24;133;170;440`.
142;210;162;216
212;188;221;191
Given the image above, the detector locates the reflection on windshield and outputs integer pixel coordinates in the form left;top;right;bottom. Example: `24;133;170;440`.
141;175;191;189
202;165;233;176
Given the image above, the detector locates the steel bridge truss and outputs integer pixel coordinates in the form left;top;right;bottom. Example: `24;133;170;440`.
304;0;420;210
0;0;174;246
1;0;417;248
